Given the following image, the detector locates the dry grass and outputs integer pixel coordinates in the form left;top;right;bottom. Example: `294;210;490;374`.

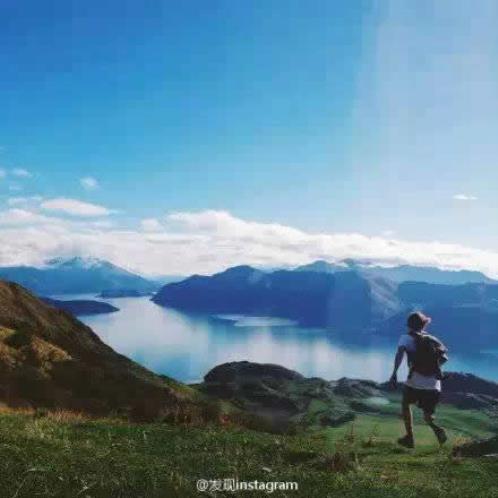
0;404;34;416
43;409;90;424
0;405;110;425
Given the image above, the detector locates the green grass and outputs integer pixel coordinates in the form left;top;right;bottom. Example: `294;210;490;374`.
1;400;498;498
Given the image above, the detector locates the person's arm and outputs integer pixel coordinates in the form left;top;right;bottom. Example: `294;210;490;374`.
389;346;405;386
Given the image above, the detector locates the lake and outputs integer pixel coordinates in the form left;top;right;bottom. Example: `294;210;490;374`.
76;296;498;384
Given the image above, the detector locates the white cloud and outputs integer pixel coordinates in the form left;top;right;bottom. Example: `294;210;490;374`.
8;184;23;192
7;196;43;207
141;218;163;232
1;209;498;279
40;198;112;217
11;168;32;178
0;168;6;179
80;176;99;190
453;194;478;201
0;208;63;227
88;220;114;229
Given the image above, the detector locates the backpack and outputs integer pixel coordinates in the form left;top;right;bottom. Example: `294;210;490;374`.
409;332;448;379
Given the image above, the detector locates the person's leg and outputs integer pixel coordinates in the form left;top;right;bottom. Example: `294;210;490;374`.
398;388;415;448
423;411;447;444
424;412;441;431
421;391;447;445
423;411;440;431
402;399;414;439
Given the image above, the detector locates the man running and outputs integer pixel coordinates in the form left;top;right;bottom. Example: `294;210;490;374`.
389;311;448;448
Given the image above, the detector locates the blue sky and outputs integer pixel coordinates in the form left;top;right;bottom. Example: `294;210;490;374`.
1;0;498;276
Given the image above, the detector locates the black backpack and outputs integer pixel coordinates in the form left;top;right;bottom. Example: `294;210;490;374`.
409;332;448;379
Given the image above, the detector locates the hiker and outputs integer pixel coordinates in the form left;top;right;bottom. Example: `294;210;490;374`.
389;311;448;448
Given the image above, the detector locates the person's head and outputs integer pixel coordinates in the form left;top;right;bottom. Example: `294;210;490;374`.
407;311;431;332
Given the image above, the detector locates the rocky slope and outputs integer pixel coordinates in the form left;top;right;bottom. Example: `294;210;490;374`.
198;361;386;430
198;361;498;432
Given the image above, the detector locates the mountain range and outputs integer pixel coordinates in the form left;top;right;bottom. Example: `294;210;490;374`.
152;265;401;329
295;259;496;285
2;255;497;350
153;262;498;349
0;257;158;296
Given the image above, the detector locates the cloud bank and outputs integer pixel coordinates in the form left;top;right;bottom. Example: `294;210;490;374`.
1;207;498;278
40;198;112;217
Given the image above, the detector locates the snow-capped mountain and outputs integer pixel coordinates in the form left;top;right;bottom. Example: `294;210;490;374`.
0;257;158;295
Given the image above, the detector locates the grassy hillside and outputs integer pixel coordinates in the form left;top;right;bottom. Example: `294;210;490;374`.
1;395;497;498
0;281;203;419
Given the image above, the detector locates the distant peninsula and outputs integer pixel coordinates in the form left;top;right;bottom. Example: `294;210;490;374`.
42;297;119;316
98;289;152;298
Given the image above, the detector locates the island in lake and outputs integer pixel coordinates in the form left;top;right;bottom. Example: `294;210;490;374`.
42;297;119;316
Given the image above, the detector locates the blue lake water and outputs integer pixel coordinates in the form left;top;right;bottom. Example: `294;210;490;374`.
74;296;498;384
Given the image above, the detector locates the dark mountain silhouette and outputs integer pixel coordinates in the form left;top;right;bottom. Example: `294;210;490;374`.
382;370;498;414
153;264;498;348
380;281;498;349
381;304;498;350
295;259;495;285
441;372;498;413
397;281;498;308
373;264;495;285
152;266;402;328
42;298;119;316
442;372;498;397
0;257;157;295
0;280;198;418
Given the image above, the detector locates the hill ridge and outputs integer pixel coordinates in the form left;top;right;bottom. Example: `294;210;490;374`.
0;280;194;418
